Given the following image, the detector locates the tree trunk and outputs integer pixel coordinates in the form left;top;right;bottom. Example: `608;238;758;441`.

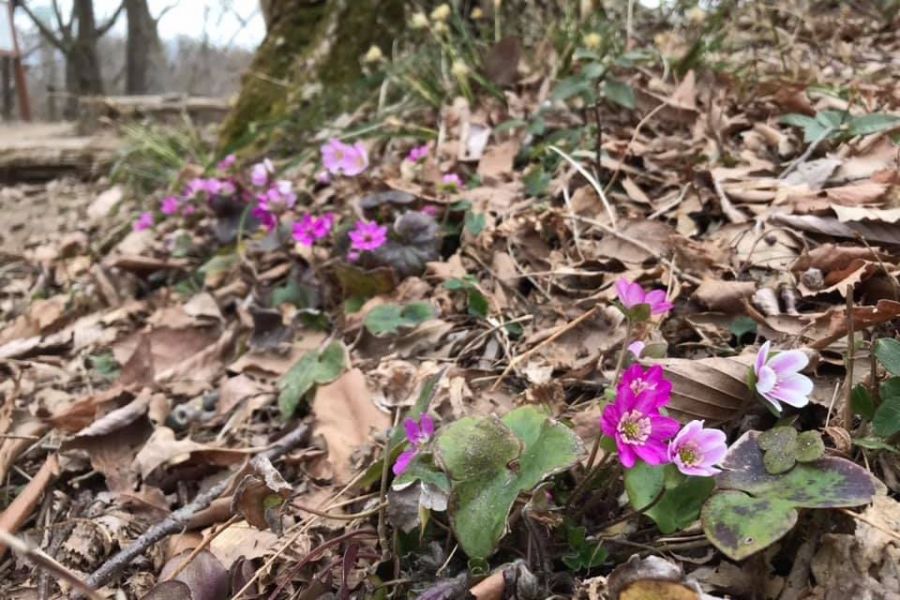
220;0;578;152
218;0;407;152
125;0;163;94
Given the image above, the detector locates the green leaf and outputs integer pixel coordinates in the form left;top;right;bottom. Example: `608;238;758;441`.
277;342;347;419
729;316;757;340
465;211;486;236
847;113;900;137
873;377;900;438
646;476;715;534
853;436;899;453
551;75;593;102
364;302;434;337
795;431;825;463
467;288;489;318
758;426;798;474
851;384;876;421
624;462;665;511
435;407;582;559
523;167;551;197
562;525;607;571
779;113;831;144
702;431;876;560
603;78;636;110
88;352;121;381
874;338;900;376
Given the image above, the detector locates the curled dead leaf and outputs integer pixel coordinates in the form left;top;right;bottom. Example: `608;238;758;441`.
231;455;292;531
650;355;755;423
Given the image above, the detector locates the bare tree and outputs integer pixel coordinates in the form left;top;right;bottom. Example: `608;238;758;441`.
18;0;124;117
124;0;165;94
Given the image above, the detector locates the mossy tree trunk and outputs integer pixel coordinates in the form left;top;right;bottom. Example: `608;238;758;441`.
218;0;407;153
219;0;580;153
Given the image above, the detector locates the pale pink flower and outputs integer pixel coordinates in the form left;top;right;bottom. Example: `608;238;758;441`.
615;278;673;317
217;154;236;172
321;139;369;176
420;204;440;217
348;220;388;252
752;341;813;411
251;158;274;187
627;341;646;359
393;414;435;475
440;172;462;191
668;420;727;477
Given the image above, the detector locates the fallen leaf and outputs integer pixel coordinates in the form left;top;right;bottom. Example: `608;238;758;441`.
312;369;392;483
231;455;292;531
157;550;229;600
650;354;756;422
692;279;756;312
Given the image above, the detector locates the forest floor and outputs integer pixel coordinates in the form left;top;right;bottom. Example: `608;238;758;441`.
1;3;900;600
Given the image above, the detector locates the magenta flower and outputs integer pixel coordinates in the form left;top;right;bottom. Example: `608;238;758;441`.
134;211;154;231
293;213;335;246
321;139;369;176
615;278;673;318
257;181;297;218
668;420;727;477
251;158;274;187
601;380;679;468
393;414;435;476
349;220;388;252
220;180;236;196
406;144;430;163
203;178;223;196
252;206;277;232
440;172;462;191
420;204;440;217
752;341;813;412
617;364;672;410
185;178;207;198
160;196;180;216
217;154;236;172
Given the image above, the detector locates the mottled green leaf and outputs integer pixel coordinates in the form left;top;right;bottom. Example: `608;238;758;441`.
647;476;715;534
847;113;900;137
277;342;347;419
795;431;825;463
702;431;876;560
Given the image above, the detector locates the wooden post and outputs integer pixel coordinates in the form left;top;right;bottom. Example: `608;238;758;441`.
0;0;31;121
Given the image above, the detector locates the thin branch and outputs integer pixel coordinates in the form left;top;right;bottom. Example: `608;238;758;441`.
51;0;73;39
85;424;310;591
17;1;67;50
0;528;104;600
96;1;126;37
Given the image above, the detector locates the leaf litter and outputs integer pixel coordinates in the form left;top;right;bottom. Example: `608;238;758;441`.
1;3;900;599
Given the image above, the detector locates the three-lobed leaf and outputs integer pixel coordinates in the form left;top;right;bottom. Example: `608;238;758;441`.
435;406;583;559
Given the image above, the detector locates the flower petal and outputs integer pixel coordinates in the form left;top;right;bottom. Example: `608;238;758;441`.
420;414;435;439
755;341;771;375
768;349;809;376
756;365;777;394
617;442;637;468
403;418;420;444
649;414;680;439
392;449;416;475
632;439;669;465
769;373;813;407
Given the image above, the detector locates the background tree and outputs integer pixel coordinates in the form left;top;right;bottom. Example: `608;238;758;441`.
124;0;164;94
19;0;124;117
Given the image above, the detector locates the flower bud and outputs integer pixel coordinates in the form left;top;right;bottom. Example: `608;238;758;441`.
583;32;602;49
410;12;429;29
363;45;384;64
430;3;451;22
451;60;469;78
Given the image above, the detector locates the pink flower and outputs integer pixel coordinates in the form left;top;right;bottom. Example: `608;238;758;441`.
251;158;274;187
347;250;361;262
315;170;332;185
440;172;462;191
615;278;673;318
321;139;369;176
601;376;679;468
134;211;154;231
293;213;335;246
348;220;388;252
217;154;236;172
406;144;430;163
393;414;435;475
203;178;223;196
627;341;646;359
617;364;672;410
220;180;236;196
160;196;180;216
420;204;440;217
752;341;813;412
185;178;207;198
257;180;297;216
252;206;277;232
668;420;727;477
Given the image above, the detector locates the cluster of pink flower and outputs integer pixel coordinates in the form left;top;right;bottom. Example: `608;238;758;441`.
133;154;240;231
321;138;369;177
601;364;727;476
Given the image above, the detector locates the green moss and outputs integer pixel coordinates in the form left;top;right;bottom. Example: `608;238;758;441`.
219;0;406;154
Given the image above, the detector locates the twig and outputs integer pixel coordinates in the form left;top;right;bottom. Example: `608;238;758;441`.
549;145;618;231
0;454;60;560
164;514;240;582
491;307;598;391
839;508;900;542
0;528;104;600
85;424;309;590
778;125;835;179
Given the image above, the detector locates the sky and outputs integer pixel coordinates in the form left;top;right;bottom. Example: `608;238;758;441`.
15;0;267;49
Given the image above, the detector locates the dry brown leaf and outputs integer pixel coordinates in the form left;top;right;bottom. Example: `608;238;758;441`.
772;213;900;245
477;139;519;180
157;550;228;600
692;279;756;312
231;455;292;531
312;368;391;483
832;204;900;223
208;522;279;570
650;354;755;423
